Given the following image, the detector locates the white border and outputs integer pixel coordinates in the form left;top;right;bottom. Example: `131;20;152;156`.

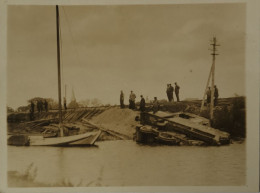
0;0;259;192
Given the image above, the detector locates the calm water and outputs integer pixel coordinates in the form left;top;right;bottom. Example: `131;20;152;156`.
8;140;245;186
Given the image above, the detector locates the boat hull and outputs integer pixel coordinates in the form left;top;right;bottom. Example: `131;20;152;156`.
8;131;102;146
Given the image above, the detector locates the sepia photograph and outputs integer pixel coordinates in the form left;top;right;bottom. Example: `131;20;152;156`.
1;0;259;192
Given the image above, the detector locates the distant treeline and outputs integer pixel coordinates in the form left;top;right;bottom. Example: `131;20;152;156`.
7;97;105;113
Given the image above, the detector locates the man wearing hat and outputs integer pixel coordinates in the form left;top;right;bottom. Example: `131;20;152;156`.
175;82;180;102
169;84;174;102
129;91;136;109
152;97;160;114
120;90;125;108
166;84;171;102
139;95;146;112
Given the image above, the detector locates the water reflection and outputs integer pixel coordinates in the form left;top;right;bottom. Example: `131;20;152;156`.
8;140;245;186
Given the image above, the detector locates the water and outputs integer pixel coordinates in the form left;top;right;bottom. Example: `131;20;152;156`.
8;140;245;187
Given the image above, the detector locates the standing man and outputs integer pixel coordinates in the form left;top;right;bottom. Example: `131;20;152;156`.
214;85;219;106
37;100;41;113
120;90;125;108
44;100;48;112
174;82;180;102
63;97;67;110
152;97;160;114
166;84;171;102
39;100;43;112
129;91;136;109
140;95;146;112
206;87;211;105
30;101;35;120
169;84;174;102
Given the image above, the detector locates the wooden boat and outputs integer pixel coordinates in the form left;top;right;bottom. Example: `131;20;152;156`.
8;130;101;146
29;130;101;146
8;5;101;147
141;111;230;145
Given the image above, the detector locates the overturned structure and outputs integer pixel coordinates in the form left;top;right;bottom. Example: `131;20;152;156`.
135;111;231;146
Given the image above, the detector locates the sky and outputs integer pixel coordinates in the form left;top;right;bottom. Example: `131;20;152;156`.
7;3;246;109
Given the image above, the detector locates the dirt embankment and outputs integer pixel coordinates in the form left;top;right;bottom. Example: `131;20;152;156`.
90;108;139;138
7;97;245;138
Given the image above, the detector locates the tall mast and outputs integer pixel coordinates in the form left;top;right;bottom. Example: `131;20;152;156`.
56;5;63;136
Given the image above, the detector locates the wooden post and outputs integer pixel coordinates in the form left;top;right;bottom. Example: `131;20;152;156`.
56;5;63;137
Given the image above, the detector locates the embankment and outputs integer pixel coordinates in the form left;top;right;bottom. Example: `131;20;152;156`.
7;97;245;138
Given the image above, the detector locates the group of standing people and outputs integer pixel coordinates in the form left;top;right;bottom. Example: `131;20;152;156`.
206;85;219;106
120;90;160;114
30;100;48;120
31;100;48;113
166;82;180;102
120;90;138;110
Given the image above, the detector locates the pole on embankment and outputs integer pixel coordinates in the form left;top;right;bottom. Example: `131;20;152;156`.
200;37;220;123
209;36;220;121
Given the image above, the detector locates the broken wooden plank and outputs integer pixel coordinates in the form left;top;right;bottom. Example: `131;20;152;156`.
82;118;131;140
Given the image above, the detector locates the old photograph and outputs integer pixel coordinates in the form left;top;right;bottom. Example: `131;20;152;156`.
1;1;259;192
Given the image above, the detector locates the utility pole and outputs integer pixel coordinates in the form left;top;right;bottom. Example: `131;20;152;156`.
200;37;220;123
210;36;220;121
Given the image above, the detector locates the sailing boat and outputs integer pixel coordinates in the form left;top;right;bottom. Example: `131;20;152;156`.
8;5;101;146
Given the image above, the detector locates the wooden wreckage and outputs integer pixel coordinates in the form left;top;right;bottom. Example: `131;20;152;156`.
135;111;230;146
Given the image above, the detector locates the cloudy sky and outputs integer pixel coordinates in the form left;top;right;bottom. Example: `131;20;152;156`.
7;3;246;109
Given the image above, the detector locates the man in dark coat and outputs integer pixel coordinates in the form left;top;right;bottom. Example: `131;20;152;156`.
120;90;125;108
139;95;146;112
39;100;43;112
169;84;174;102
166;84;171;102
37;100;41;112
174;82;180;102
30;101;35;120
214;85;219;106
44;100;48;112
206;87;211;105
